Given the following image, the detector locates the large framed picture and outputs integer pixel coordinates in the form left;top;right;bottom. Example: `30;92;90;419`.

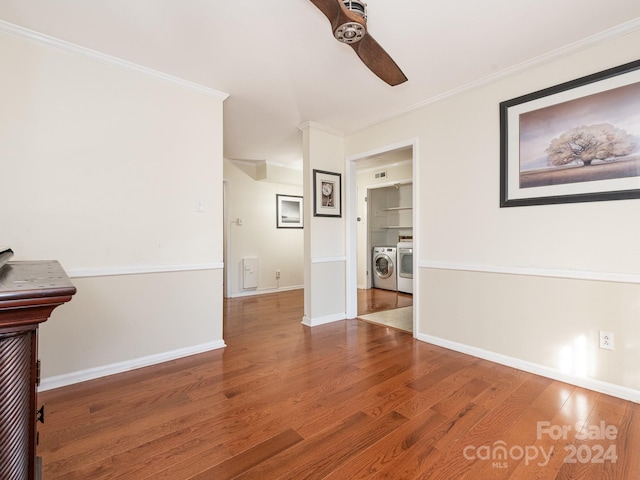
313;169;342;217
500;59;640;207
276;194;303;228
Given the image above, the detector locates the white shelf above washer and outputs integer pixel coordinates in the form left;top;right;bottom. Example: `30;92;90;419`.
379;206;412;211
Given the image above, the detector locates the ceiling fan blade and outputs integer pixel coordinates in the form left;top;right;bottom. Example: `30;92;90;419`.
350;33;408;86
309;0;407;86
309;0;341;26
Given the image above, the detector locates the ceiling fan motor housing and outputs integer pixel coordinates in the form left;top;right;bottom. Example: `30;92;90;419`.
334;0;367;43
342;0;366;18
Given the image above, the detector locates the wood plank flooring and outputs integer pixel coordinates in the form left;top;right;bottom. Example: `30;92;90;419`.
357;287;413;316
38;289;640;479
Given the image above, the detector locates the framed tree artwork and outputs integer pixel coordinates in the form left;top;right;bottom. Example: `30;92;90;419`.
500;59;640;207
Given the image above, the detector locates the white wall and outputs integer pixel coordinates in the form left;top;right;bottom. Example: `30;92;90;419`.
224;159;304;296
0;29;227;387
301;123;346;326
345;29;640;400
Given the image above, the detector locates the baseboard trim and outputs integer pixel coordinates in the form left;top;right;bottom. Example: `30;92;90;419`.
301;313;346;327
227;285;303;298
38;340;226;391
417;333;640;404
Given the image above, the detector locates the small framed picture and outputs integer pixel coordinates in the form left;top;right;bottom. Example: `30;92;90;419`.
313;169;342;217
276;194;303;228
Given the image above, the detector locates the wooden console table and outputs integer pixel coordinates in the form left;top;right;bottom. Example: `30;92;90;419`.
0;261;76;480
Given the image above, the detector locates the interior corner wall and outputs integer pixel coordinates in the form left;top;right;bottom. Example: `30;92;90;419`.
0;30;226;386
224;159;304;296
344;30;640;400
302;125;347;326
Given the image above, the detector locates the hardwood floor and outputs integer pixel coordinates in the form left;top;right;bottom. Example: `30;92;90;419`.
39;289;640;479
357;287;413;315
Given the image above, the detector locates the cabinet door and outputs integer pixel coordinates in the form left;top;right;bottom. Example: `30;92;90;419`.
0;329;35;480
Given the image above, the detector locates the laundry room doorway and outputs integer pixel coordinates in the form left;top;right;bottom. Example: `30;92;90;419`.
346;140;417;334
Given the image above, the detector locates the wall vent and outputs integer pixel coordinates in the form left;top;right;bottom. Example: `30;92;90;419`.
374;170;387;179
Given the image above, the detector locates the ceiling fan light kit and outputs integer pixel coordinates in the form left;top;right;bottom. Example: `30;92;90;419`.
310;0;408;86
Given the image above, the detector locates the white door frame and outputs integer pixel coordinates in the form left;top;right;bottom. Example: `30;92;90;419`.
223;178;231;298
345;138;419;336
365;178;412;289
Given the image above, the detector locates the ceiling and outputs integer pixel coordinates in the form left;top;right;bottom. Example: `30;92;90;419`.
2;1;640;169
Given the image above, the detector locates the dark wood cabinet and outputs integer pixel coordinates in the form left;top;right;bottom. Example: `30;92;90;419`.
0;261;75;480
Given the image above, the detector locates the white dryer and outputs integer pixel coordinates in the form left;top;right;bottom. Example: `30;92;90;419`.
397;241;413;294
372;247;397;291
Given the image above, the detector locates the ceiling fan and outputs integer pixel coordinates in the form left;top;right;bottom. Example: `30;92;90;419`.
309;0;408;86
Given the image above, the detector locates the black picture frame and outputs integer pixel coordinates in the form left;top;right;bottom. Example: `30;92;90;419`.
276;194;303;228
500;59;640;207
313;169;342;217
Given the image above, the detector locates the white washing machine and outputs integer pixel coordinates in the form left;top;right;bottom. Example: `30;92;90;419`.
372;247;397;291
397;241;413;294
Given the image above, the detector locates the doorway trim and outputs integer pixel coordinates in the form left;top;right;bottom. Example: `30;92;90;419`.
345;138;419;336
223;178;231;298
365;178;412;289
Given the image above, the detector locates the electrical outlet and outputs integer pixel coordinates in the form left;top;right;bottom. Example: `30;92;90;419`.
275;270;281;279
599;331;614;350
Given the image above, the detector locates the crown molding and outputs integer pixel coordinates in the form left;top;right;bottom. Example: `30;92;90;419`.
0;20;229;100
226;157;303;171
225;158;265;166
352;17;640;134
298;121;344;136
